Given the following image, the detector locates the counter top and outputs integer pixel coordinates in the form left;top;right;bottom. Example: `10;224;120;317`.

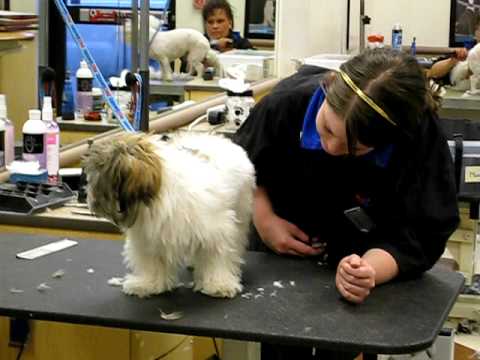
0;202;120;234
442;88;480;111
0;31;34;56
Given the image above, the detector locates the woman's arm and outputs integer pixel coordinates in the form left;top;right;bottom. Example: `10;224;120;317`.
254;186;323;257
426;48;468;79
335;249;398;304
362;248;399;284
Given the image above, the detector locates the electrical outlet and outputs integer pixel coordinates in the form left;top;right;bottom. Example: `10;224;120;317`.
9;318;29;348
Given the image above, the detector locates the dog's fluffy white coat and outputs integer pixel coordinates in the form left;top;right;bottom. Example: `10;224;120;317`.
84;133;255;298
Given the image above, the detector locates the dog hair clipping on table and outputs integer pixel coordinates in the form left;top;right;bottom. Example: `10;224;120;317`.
273;281;284;288
108;277;125;287
9;288;24;294
86;268;95;274
37;283;51;292
159;309;184;321
289;281;296;287
241;292;253;300
51;269;66;279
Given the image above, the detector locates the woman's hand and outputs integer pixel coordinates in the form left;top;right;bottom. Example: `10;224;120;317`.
258;213;324;257
453;48;468;62
336;254;376;304
215;38;233;51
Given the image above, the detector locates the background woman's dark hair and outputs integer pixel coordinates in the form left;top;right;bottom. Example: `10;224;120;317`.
325;48;440;154
202;0;235;28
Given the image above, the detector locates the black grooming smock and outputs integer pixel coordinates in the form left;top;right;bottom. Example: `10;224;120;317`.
234;65;459;279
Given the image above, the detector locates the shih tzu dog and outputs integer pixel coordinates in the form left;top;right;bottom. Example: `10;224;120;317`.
82;132;255;298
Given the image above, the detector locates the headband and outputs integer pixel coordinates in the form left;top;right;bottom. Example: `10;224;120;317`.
338;70;397;127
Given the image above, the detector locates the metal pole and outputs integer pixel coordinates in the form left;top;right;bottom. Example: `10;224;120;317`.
139;0;150;132
131;0;139;72
38;0;49;106
359;0;365;52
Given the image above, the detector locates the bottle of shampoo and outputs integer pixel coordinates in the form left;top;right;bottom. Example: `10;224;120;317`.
0;94;14;166
23;109;47;169
42;96;60;183
391;23;403;51
75;60;93;120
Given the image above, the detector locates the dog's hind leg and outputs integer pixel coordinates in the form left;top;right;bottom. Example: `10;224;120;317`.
192;218;245;298
186;48;206;78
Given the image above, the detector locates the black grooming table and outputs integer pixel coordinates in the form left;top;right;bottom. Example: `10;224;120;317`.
0;234;464;355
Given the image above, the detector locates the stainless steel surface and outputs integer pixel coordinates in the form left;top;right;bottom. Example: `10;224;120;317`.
139;0;150;131
38;0;48;67
131;0;138;72
359;0;365;52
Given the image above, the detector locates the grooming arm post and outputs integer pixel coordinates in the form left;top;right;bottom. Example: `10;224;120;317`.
139;0;150;132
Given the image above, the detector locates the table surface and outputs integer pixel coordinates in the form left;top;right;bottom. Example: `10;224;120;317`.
442;88;480;110
0;234;464;354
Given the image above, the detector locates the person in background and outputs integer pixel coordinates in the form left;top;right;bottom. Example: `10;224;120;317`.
234;48;459;359
427;18;480;87
202;0;253;52
427;48;469;86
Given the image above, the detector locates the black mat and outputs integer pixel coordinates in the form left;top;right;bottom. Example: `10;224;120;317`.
0;234;464;354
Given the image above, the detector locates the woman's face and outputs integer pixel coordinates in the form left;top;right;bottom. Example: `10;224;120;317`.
206;8;232;39
315;101;373;156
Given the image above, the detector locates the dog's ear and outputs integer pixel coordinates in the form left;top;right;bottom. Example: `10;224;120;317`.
114;134;163;225
82;134;163;227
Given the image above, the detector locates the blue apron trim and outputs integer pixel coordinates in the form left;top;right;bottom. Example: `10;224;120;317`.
300;87;393;168
300;87;325;150
232;31;242;42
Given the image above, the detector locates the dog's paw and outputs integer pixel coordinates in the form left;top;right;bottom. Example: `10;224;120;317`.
197;280;243;299
122;275;165;298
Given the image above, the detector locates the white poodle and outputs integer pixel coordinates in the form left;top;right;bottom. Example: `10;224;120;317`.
82;132;255;298
125;15;222;81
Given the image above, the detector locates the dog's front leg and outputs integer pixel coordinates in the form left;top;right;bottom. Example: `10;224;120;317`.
122;239;177;298
158;56;173;82
193;249;243;299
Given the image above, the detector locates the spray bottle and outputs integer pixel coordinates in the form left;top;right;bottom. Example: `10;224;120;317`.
0;94;14;166
42;96;60;183
23;109;47;169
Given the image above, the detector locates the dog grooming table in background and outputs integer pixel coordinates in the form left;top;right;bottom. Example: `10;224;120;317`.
0;234;464;357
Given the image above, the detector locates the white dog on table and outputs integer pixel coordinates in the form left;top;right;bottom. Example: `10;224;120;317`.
82;133;255;298
125;15;222;81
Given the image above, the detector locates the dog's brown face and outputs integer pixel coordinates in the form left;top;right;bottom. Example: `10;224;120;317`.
81;133;163;228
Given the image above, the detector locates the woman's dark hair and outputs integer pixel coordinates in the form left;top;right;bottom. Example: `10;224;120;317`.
324;48;440;154
202;0;235;27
